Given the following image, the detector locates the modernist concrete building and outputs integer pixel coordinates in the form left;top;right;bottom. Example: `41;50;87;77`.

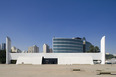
6;36;105;65
53;37;92;53
28;45;39;53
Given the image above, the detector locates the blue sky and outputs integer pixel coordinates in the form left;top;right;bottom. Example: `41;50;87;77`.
0;0;116;54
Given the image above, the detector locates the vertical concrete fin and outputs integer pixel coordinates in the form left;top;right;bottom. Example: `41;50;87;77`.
6;37;11;64
101;36;105;64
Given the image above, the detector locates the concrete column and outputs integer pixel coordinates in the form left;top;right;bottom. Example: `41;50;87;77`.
101;36;105;64
6;37;11;64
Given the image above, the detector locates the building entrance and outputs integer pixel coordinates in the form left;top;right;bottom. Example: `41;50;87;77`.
42;57;58;64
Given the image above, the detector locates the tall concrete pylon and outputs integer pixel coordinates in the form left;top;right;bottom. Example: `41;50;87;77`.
101;36;105;64
6;37;11;64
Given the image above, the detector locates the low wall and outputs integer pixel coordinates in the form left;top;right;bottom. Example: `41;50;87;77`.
9;53;102;65
10;53;101;60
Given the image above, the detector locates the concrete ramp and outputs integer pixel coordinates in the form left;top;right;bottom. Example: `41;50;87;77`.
16;56;42;65
58;56;93;65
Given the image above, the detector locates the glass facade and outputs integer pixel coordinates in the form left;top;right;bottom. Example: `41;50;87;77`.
53;37;92;53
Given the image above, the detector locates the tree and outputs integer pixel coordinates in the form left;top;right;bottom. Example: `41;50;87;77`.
106;54;115;60
88;45;94;52
0;50;6;64
94;46;100;52
87;45;100;53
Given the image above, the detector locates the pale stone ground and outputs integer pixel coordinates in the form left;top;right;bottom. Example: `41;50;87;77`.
0;64;116;77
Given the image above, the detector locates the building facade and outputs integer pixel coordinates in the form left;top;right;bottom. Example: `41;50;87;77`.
28;45;39;53
49;48;53;53
11;46;22;53
1;43;6;50
53;37;92;53
11;46;17;53
43;44;49;53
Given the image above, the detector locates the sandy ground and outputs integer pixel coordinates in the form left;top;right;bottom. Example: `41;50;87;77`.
0;64;116;77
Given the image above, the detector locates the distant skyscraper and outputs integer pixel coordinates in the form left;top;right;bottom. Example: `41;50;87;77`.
43;44;50;53
28;45;39;53
53;37;92;53
1;43;6;50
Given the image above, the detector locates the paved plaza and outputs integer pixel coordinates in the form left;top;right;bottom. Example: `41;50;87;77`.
0;64;116;77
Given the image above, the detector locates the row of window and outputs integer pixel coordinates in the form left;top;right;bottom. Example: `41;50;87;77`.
53;38;92;53
53;45;83;48
53;51;83;53
53;42;83;45
53;48;83;51
53;39;83;43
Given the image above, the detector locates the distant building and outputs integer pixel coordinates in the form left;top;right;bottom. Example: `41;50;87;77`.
11;46;17;53
28;45;39;53
11;46;22;53
43;44;50;53
53;37;92;53
1;43;6;50
16;49;22;53
22;50;28;53
49;48;53;53
106;53;110;55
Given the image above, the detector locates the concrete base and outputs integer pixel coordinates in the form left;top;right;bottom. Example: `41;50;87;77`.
16;56;42;65
58;56;93;65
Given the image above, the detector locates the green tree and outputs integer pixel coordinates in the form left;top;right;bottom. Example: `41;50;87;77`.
94;46;100;52
87;45;100;53
106;54;115;60
88;45;94;52
0;50;6;64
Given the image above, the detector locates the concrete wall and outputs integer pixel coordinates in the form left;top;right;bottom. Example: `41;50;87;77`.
10;53;101;65
10;53;101;60
58;56;93;64
16;56;42;65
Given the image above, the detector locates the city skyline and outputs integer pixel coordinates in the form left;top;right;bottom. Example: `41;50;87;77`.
0;0;116;54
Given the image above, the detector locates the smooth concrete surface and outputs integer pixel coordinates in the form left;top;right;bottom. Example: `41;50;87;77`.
0;64;116;77
16;55;93;65
101;36;105;64
10;53;101;65
6;37;11;64
58;56;93;64
16;56;42;64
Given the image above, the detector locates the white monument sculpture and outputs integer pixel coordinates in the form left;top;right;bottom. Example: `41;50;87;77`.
6;37;11;64
101;36;105;64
